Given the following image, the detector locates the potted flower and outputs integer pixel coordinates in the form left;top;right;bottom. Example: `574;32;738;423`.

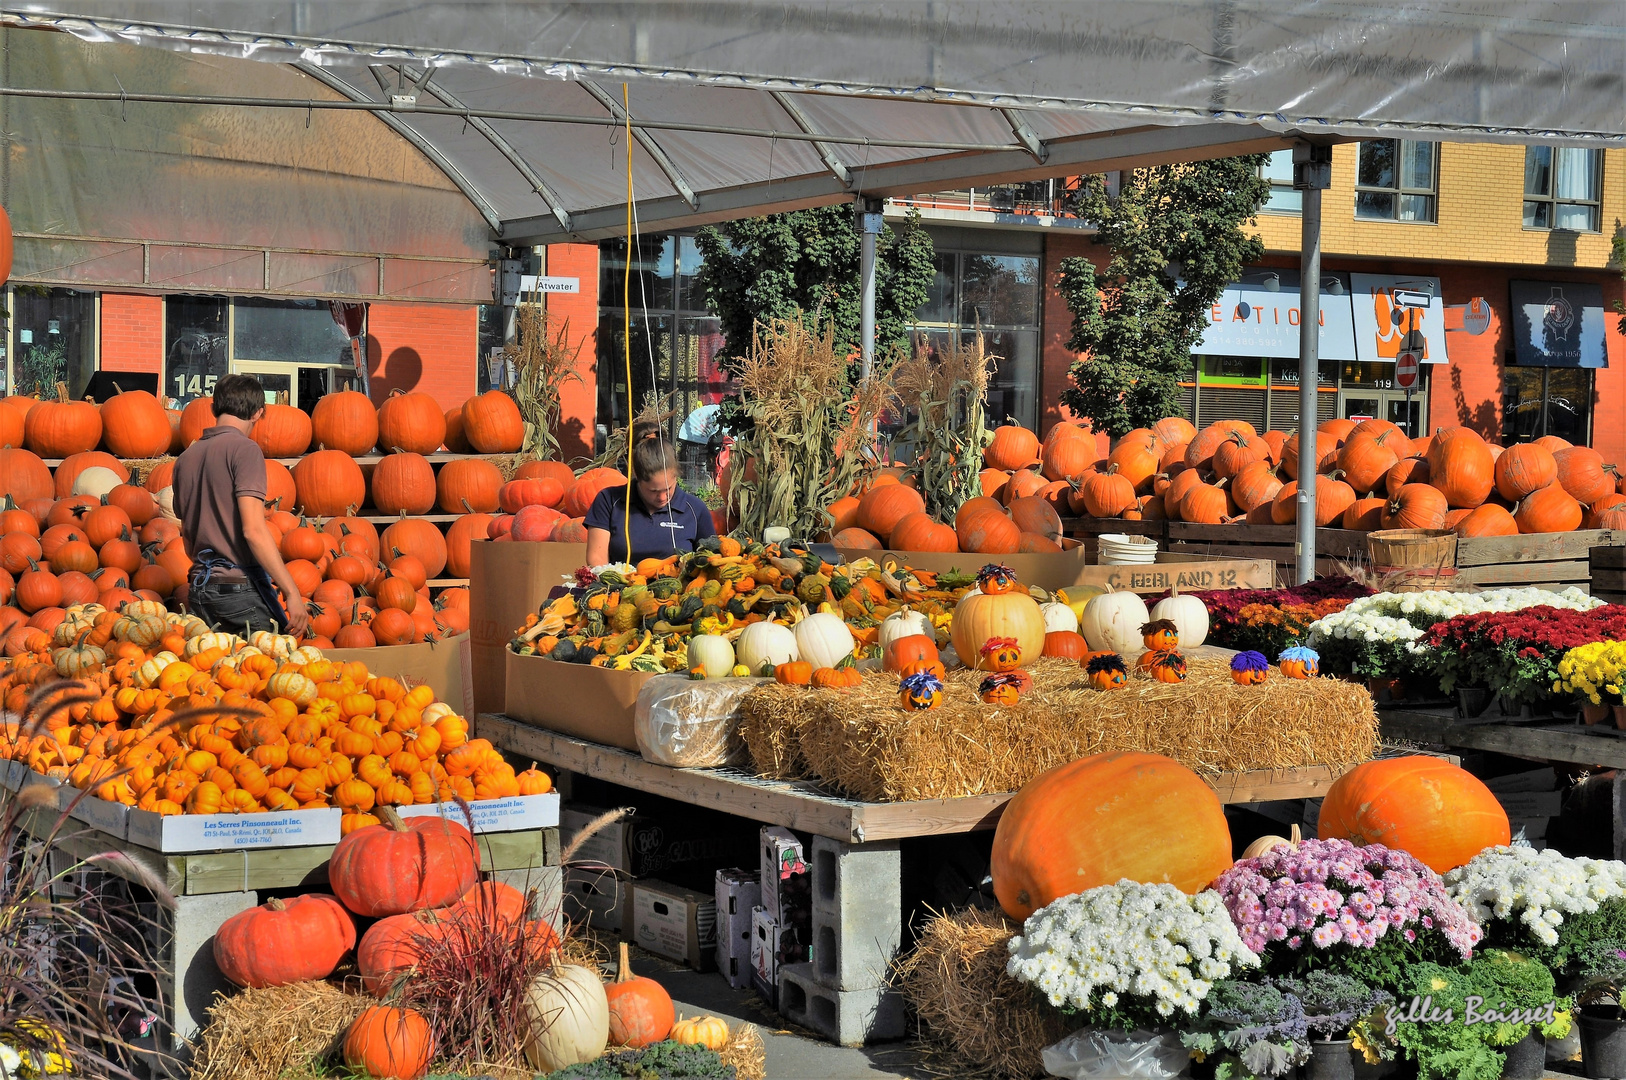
1180;978;1311;1079
1006;881;1261;1078
1386;954;1569;1080
1275;971;1395;1080
1555;640;1626;728
1574;940;1626;1079
1443;846;1626;969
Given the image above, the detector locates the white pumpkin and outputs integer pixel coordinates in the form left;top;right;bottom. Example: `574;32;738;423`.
523;963;609;1071
1039;601;1079;635
1077;586;1150;655
688;634;736;680
1150;588;1209;649
793;611;855;670
877;608;932;654
71;465;123;498
734;621;798;676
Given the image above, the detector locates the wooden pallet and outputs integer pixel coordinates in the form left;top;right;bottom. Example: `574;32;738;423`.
1593;545;1626;605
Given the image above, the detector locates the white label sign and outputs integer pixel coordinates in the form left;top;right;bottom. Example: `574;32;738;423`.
519;275;581;294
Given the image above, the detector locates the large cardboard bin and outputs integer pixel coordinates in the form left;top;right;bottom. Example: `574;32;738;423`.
470;540;586;716
325;632;473;718
505;650;653;751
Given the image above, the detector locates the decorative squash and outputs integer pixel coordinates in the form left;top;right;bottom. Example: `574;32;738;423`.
1085;652;1128;690
606;942;675;1049
1148;588;1208;648
670;1015;730;1051
898;670;944;710
1317;756;1510;873
212;893;357;988
1139;619;1179;651
1077;586;1149;655
1278;646;1320;679
877;608;933;658
344;1005;434;1080
1230;651;1270;685
1038;601;1079;635
523;962;611;1072
989;751;1234;919
328;805;479;917
1241;823;1303;860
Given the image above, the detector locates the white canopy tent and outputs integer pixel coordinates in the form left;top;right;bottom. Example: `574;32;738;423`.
2;2;1621;577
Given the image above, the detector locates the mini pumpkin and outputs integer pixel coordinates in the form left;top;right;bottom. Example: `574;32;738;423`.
1139;618;1180;651
1139;649;1187;683
899;670;944;710
1231;650;1270;685
1278;646;1320;679
669;1015;729;1051
899;657;947;682
975;563;1020;595
979;636;1024;673
1084;652;1128;691
774;660;813;686
979;671;1027;706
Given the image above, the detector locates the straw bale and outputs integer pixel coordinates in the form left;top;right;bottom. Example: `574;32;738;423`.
739;658;1378;802
718;1022;767;1080
895;907;1065;1079
190;979;368;1080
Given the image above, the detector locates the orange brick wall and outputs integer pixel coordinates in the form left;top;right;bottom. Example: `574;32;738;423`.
365;303;480;412
541;243;600;462
99;294;164;375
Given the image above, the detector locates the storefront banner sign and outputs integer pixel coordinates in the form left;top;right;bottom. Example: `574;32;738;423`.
1461;298;1494;336
1194;271;1357;361
1350;273;1448;365
1509;280;1609;369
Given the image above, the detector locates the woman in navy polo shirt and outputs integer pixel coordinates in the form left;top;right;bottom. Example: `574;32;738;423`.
584;422;716;565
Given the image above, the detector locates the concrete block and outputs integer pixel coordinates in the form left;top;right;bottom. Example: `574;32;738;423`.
777;962;906;1046
810;835;900;991
168;890;259;1048
488;865;565;934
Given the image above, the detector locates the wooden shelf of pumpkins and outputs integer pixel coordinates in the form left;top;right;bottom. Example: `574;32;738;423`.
0;388;624;650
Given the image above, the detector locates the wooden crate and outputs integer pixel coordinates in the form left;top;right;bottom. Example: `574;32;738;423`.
1455;530;1620;592
1061;516;1369;583
1593;544;1626;605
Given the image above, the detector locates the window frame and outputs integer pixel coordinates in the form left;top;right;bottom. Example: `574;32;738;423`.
1521;146;1603;233
1257;150;1303;216
1352;139;1439;224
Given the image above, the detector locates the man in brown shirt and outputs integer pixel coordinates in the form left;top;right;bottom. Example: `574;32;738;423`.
172;374;309;637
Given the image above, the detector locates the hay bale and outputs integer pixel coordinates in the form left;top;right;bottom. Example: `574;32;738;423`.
895;907;1066;1079
740;658;1378;801
718;1023;766;1080
190;980;368;1080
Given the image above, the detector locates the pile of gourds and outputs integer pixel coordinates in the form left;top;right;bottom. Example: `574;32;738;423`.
0;599;546;830
508;535;981;676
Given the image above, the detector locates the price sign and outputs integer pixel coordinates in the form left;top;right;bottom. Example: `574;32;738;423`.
1395;350;1420;389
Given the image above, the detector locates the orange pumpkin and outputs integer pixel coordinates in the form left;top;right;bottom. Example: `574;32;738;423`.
100;390;173;458
1317;756;1510;873
293;450;367;518
252;403;314;458
989;751;1234;919
371;453;438;516
985;420;1040;472
1494;442;1557;502
461;390;525;454
344;1005;433;1080
856;484;926;542
882;633;939;673
377;391;447;455
311;390;380;455
1041;630;1087;660
1085;653;1128;690
1514;483;1582;534
774;661;812;686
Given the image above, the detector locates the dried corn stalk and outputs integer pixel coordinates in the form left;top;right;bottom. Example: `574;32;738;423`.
892;330;996;522
587;391;677;473
728;317;891;539
507;301;582;460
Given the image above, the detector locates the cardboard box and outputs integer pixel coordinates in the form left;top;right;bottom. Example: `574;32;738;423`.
59;786;129;839
750;906;780;1006
126;807;343;853
839;547;1273;593
469;539;587;716
505;652;654;751
562;803;757;883
760;825;808;923
629;878;717;972
560;806;632;872
396;792;560;833
563;866;628;934
325;633;473;719
716;867;762;989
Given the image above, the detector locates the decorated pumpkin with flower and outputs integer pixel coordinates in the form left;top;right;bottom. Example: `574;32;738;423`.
1230;650;1270;685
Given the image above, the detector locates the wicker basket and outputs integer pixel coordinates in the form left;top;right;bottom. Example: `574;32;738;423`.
1366;528;1459;572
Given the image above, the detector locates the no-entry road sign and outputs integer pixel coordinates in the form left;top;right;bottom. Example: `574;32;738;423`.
1395;350;1420;389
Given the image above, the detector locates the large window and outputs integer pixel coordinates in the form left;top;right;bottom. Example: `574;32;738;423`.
912;249;1042;429
1258;150;1302;215
8;287;97;399
1354;140;1438;222
233;298;352;366
1503;366;1592;445
164;296;230;405
1523;147;1602;231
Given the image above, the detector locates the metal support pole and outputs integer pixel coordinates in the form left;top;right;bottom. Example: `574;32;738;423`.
1293;143;1331;585
858;198;883;379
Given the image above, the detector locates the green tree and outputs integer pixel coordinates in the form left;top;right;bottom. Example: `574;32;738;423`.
694;205;936;369
1058;156;1272;438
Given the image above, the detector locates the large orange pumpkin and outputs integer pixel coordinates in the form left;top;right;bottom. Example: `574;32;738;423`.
252;403;313;459
563;467;627;520
990;751;1233;919
1514;483;1582;534
1453;502;1519;538
1342;495;1387;531
985;421;1040;472
356;908;452;994
443;407;472;453
312;390;380;455
887;511;957;552
377;391;447;455
461;390;525;453
213;894;357;988
1040;423;1097;481
25;397;101;457
1080;464;1137;518
1337;430;1402;495
1229;460;1282;514
99;390;172;458
1271;476;1356;528
382;516;449;580
1425;427;1494;508
329;807;479;916
950;585;1045;669
831;527;881;549
954;502;1019;555
178;398;216;447
1553;446;1616;505
1381;483;1449;530
1106;436;1160;494
0;447;54;504
444;513;495;579
856;483;925;541
1494;443;1557;502
293;450;367;517
54;451;129;498
1317;756;1509;873
344;1006;433;1080
606;941;675;1049
513;458;577;488
1152;416;1197;448
264;459;298;512
437;457;504;514
371;452;438;515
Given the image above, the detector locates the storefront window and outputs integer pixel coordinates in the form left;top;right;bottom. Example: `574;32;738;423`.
1503;366;1592;445
599;236;675;313
233;298;352;366
912;248;1042;430
1269;359;1339;386
1199;356;1266;385
164;296;229;405
1258;150;1302;215
1339;360;1402;390
10;287;96;399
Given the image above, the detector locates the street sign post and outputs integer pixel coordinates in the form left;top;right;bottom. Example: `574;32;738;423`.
1395;349;1419;436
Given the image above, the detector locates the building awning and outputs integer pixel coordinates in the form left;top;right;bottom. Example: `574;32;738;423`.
1;3;1620;301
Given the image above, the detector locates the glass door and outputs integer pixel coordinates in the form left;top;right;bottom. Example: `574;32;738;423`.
1341;390;1425;437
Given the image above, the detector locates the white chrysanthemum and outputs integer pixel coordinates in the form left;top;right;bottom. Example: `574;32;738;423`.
1444;847;1626;946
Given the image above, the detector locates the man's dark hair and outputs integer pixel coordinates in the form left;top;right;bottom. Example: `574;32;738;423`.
212;374;266;421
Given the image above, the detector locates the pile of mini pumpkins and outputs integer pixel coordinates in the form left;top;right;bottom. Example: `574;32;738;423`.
0;600;548;825
212;831;732;1080
1042;412;1625;537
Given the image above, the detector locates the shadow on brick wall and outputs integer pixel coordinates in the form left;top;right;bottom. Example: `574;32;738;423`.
365;336;423;400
